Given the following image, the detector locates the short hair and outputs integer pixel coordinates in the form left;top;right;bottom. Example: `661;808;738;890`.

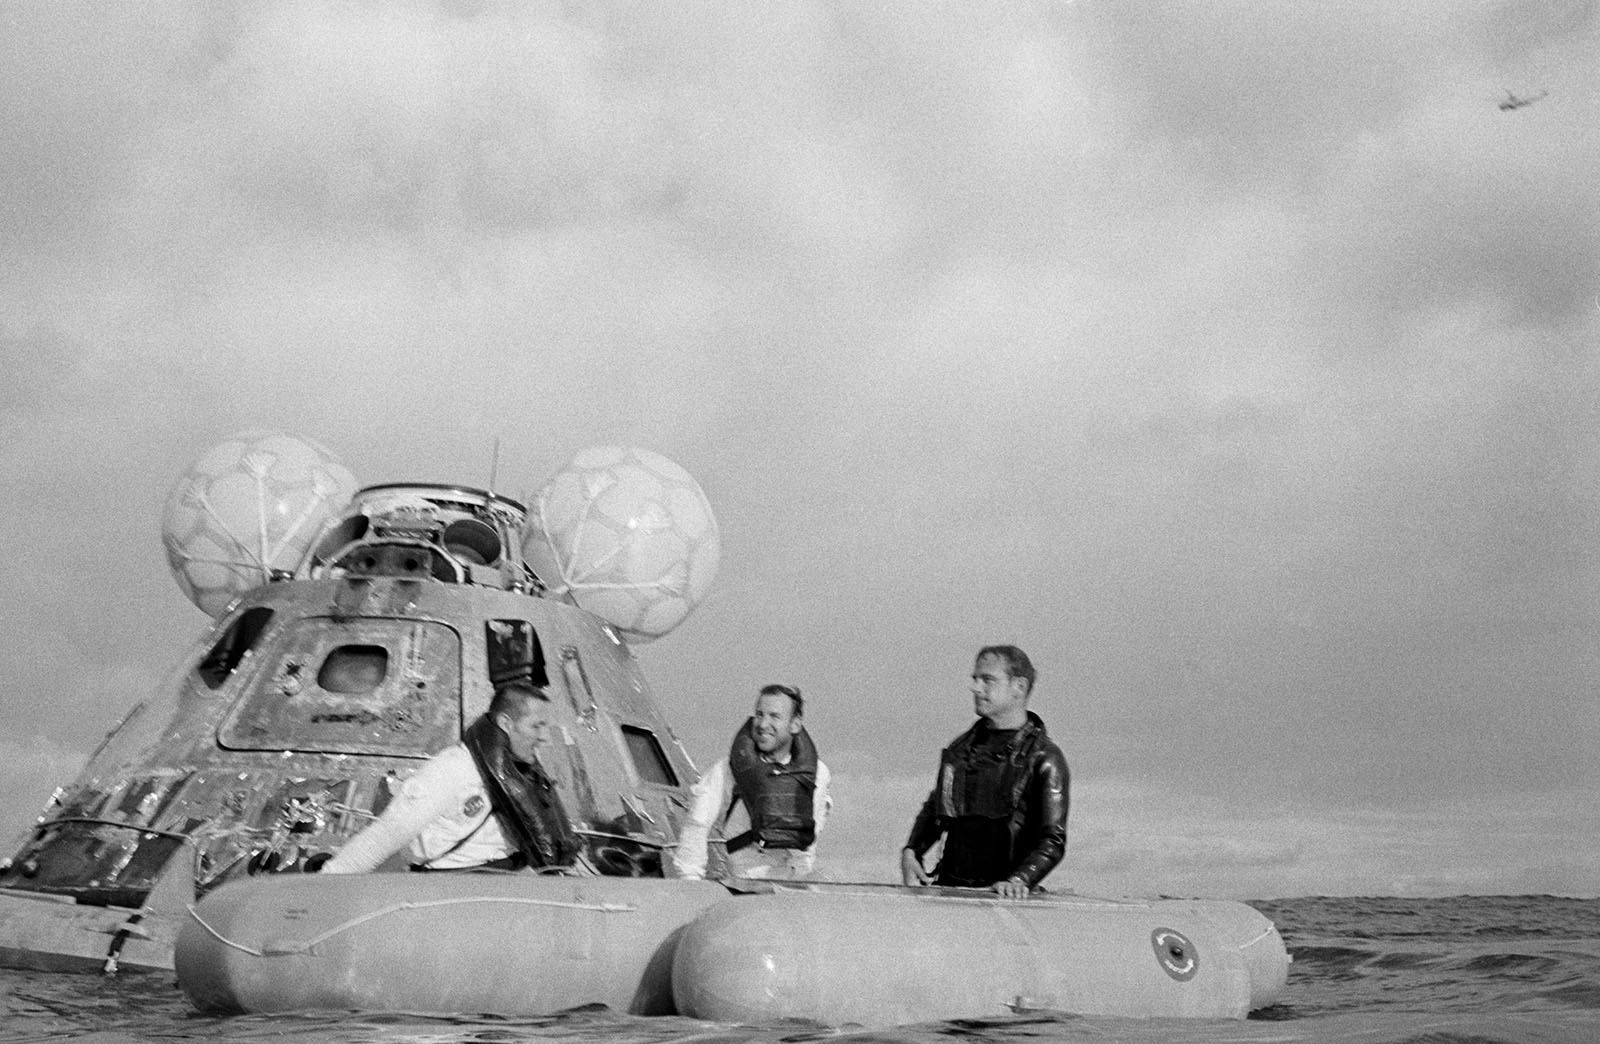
757;683;803;716
489;678;547;720
976;645;1036;695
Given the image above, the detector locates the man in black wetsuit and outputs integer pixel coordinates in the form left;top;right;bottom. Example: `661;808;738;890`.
900;645;1069;899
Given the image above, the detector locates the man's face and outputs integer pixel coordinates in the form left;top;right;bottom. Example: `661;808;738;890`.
970;653;1027;725
497;697;549;761
751;692;801;757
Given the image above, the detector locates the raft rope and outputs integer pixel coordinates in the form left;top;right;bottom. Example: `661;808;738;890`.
185;894;638;958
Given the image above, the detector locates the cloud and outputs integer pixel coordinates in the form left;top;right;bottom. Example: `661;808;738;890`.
0;737;89;850
0;322;80;416
1314;106;1600;329
814;768;934;885
1;2;1596;897
811;767;1600;899
901;774;1600;899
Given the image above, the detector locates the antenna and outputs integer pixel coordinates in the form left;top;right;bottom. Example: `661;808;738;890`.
488;437;502;496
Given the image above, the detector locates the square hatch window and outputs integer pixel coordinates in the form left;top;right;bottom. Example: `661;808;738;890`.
318;645;389;693
621;725;678;787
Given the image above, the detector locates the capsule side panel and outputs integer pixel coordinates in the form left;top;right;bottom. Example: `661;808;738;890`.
0;892;137;972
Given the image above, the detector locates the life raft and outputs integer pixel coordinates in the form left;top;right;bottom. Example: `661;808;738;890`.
671;885;1288;1023
176;874;1287;1024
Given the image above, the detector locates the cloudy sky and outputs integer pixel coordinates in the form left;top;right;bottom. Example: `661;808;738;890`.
2;1;1596;899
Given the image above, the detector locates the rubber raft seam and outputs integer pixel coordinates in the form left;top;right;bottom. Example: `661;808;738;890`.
184;895;637;957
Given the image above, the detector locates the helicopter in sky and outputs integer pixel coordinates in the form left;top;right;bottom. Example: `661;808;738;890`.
1498;88;1548;111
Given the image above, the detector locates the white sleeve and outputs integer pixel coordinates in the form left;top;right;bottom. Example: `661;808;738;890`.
323;756;463;874
812;760;833;836
671;759;731;880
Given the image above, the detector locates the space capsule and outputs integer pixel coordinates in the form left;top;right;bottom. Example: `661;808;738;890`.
0;434;721;972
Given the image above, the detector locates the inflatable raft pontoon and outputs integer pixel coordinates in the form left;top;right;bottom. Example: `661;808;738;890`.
177;873;1288;1025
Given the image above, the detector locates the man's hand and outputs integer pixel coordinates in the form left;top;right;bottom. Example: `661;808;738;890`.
901;847;932;886
991;876;1029;900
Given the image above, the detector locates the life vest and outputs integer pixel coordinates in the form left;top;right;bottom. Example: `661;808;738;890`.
935;712;1048;824
463;714;581;870
725;719;818;852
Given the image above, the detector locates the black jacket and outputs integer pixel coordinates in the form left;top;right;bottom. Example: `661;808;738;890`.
905;711;1069;888
462;714;580;870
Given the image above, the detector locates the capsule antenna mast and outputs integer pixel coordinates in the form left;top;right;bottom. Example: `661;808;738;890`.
488;437;502;496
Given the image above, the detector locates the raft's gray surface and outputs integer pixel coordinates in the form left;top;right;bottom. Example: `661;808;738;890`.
673;884;1287;1024
178;873;731;1015
177;874;1287;1025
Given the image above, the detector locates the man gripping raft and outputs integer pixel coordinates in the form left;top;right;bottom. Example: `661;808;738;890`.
901;646;1069;899
673;684;833;880
324;679;580;873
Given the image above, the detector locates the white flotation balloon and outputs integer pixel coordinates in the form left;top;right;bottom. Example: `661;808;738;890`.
163;431;358;616
523;447;720;642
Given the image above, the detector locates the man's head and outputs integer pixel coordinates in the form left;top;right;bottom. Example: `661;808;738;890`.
751;683;803;760
490;679;550;761
970;645;1034;729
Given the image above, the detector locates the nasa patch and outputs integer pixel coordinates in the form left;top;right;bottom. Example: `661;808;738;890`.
462;794;486;818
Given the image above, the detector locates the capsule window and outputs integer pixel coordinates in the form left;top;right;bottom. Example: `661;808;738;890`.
317;645;389;693
198;607;275;690
486;619;546;687
620;725;678;787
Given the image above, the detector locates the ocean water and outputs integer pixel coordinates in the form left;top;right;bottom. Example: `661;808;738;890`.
2;895;1597;1044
